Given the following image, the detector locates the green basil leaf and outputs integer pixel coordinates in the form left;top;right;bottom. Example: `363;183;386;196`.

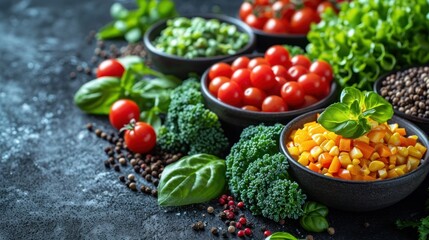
125;27;142;43
158;154;226;206
265;232;298;240
97;23;124;40
74;77;123;114
110;3;129;19
363;91;394;123
350;100;361;116
140;107;162;134
299;201;329;233
340;87;364;108
120;66;137;93
117;56;143;69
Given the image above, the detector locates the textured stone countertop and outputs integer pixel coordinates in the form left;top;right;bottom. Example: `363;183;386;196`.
0;0;425;239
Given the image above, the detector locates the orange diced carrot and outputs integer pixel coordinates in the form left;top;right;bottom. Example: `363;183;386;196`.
328;156;341;173
299;139;318;152
363;175;376;181
353;141;375;159
337;168;352;180
367;130;387;143
400;136;417;147
308;162;321;173
318;152;333;169
375;143;392;157
395;128;407;136
339;138;351;152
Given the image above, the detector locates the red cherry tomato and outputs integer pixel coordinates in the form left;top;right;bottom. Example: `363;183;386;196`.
304;0;322;9
231;56;250;71
317;1;336;14
297;73;328;99
266;76;288;96
248;57;269;69
302;95;319;107
262;95;288;112
263;18;289;34
109;99;140;130
231;69;252;90
97;59;125;78
250;65;277;90
245;14;267;30
291;55;312;69
218;81;243;107
124;122;156;154
287;65;309;81
239;2;253;20
243;87;267;107
242;105;260;111
271;65;289;79
280;81;305;108
209;76;230;97
272;1;295;20
309;60;334;83
265;45;291;67
290;7;317;34
209;62;233;80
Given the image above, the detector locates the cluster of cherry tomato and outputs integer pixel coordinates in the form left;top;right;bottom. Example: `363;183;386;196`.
97;59;157;154
207;45;333;112
239;0;344;34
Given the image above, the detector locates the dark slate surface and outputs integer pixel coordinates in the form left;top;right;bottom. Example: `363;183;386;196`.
0;0;425;239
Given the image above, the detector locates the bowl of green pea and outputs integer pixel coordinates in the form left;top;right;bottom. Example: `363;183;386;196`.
143;14;256;79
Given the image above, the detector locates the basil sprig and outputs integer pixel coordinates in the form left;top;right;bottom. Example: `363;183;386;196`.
158;154;226;206
318;87;393;138
265;232;298;240
299;201;329;233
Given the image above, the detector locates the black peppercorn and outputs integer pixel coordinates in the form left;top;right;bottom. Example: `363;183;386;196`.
104;160;110;168
86;123;93;131
114;164;120;172
119;175;126;182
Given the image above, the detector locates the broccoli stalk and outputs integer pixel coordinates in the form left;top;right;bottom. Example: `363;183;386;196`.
157;77;229;156
225;124;306;221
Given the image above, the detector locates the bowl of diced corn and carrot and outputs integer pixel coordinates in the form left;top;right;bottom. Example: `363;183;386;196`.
280;109;429;211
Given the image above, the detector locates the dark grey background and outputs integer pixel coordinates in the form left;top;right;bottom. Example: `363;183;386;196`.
0;0;424;239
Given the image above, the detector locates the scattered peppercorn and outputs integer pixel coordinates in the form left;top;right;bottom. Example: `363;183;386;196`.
244;228;252;236
129;182;137;191
235;222;243;229
119;175;126;183
239;217;247;225
207;206;214;214
104;160;110;168
210;227;219;236
264;230;271;237
95;129;102;137
128;174;135;182
327;227;335;235
191;221;205;231
219;212;227;220
228;225;236;234
237;201;244;209
119;157;126;166
237;230;245;238
364;222;370;228
151;189;158;197
114;164;120;172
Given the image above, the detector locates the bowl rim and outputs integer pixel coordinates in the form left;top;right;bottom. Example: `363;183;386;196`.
201;53;338;117
374;64;429;124
251;27;307;39
143;13;256;62
280;108;429;185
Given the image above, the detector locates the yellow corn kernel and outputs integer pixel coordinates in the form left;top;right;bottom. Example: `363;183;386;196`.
347;164;361;175
396;155;406;165
321;139;336;151
352;158;361;165
415;142;427;154
395;167;405;176
407;156;421;171
315;163;323;169
389;155;397;166
388;132;401;146
361;165;370;175
338;153;352;168
289;130;297;139
308;124;326;135
350;147;363;159
408;146;423;159
389;146;398;155
288;146;299;157
395;164;408;174
355;135;370;145
303;121;316;127
378;168;388;179
311;133;326;145
310;146;324;159
387;168;399;178
388;164;396;170
298;151;310;166
321;168;329;174
324;172;334;178
325;132;339;141
397;147;408;157
329;146;340;156
294;129;311;143
351;175;364;181
409;135;418;140
369;160;385;172
370;152;380;160
389;123;399;132
359;159;370;168
368;119;379;129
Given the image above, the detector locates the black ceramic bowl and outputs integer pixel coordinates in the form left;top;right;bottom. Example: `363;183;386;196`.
280;109;429;212
253;28;308;53
143;14;256;79
374;66;429;134
201;54;338;135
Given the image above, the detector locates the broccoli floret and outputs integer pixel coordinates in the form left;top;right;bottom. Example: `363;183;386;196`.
225;124;306;221
157;77;228;156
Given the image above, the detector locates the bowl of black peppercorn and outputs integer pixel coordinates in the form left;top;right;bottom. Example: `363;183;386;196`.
374;65;429;134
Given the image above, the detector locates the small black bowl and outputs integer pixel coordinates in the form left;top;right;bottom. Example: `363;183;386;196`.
280;109;429;212
143;14;256;79
201;54;338;137
374;65;429;134
253;28;308;53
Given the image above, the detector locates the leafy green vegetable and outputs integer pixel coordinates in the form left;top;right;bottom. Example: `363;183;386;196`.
157;77;229;156
226;124;306;221
396;216;429;240
307;0;429;90
265;232;298;240
318;87;393;138
74;57;180;122
157;153;226;206
283;44;305;57
299;201;329;233
97;0;177;43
